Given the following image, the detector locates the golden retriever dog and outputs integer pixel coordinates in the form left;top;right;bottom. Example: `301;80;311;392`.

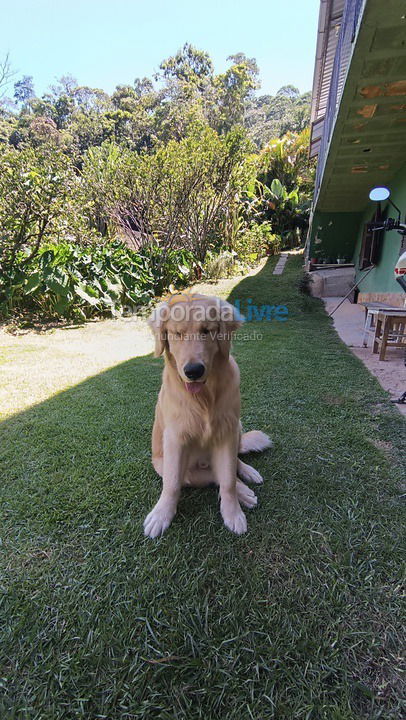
144;292;272;538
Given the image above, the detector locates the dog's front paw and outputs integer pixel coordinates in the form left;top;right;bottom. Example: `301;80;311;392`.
236;480;258;509
221;501;247;535
143;502;176;538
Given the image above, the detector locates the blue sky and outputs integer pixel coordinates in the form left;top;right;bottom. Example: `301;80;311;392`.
2;0;320;98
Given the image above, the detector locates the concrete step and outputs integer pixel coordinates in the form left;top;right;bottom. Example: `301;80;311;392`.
311;267;355;298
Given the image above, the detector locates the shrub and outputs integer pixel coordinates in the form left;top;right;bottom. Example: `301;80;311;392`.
203;250;242;280
297;270;313;296
111;124;255;262
1;241;153;319
0;146;76;275
0;240;200;320
147;245;199;296
234;222;281;261
80;142;135;236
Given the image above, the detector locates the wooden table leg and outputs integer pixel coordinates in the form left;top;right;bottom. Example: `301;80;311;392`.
373;317;382;354
379;317;390;361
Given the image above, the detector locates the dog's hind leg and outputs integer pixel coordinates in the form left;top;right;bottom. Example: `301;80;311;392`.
236;479;257;508
237;458;263;485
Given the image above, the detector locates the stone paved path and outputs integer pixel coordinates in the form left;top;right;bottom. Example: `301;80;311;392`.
272;252;289;275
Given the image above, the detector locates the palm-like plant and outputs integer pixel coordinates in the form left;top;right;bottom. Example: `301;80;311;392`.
255;129;315;247
259;128;314;193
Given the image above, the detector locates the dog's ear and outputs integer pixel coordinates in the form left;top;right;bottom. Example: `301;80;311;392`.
218;299;244;358
147;302;169;357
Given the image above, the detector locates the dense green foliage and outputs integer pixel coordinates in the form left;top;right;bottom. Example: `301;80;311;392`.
0;47;314;319
4;241;197;320
1;47;310;153
258;130;314;246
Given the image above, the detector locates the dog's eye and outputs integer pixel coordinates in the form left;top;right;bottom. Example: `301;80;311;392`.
200;328;209;336
175;331;182;338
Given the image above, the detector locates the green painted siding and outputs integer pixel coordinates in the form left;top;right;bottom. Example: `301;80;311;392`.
352;164;406;295
308;211;362;262
308;163;406;298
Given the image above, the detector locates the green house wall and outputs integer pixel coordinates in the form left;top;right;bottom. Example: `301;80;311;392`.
308;211;362;262
353;164;406;295
308;163;406;299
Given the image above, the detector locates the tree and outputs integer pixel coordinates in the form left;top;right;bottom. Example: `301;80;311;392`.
277;85;300;99
14;76;35;105
0;53;16;101
259;129;314;193
28;116;60;146
227;53;259;77
133;77;154;97
159;43;213;89
73;86;111;113
67;111;115;158
0;107;18;144
50;74;78;97
214;53;260;132
0;146;75;274
245;87;311;147
111;123;254;262
2;51;310;153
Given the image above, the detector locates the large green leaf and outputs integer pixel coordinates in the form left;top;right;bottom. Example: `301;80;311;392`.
39;250;55;268
52;296;70;315
104;277;123;297
45;270;70;296
24;272;42;295
270;178;287;201
74;283;100;306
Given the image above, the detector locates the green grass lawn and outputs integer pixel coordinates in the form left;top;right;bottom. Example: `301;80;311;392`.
0;256;405;720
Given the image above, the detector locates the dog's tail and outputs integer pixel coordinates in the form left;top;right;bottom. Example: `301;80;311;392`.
239;430;272;454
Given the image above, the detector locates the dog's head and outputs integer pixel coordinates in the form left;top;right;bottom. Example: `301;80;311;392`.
148;293;244;394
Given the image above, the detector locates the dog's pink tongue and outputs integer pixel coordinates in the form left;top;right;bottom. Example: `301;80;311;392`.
185;382;203;394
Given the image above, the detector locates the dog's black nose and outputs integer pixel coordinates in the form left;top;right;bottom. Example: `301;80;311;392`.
184;362;205;380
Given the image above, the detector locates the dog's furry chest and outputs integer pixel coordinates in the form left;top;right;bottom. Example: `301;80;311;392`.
157;360;241;450
179;403;238;447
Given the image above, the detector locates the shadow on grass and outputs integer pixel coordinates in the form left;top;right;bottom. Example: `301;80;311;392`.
0;255;405;720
